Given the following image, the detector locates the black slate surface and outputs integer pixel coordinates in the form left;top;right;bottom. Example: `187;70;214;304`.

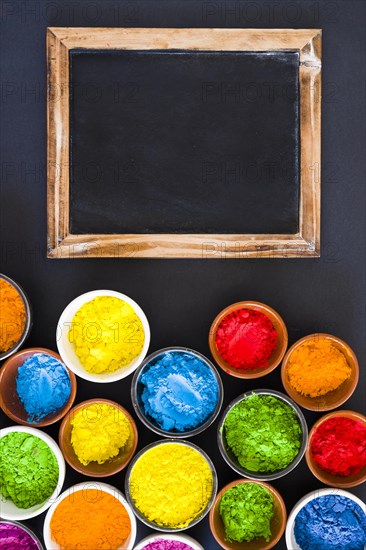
69;49;300;235
0;1;365;549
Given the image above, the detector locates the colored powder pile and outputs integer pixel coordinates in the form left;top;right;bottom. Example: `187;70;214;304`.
139;351;219;432
129;443;213;528
50;488;131;550
286;338;351;397
0;432;59;508
219;483;274;543
141;541;194;550
0;278;26;353
0;522;40;550
215;309;277;370
71;402;131;465
224;394;302;473
68;296;144;374
310;416;366;477
294;494;366;550
16;353;71;422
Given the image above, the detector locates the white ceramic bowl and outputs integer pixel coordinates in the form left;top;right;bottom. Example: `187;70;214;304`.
56;290;150;383
43;482;137;550
134;533;204;550
0;426;65;520
285;488;366;549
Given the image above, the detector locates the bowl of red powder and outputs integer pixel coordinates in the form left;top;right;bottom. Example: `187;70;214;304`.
306;410;366;488
209;301;288;379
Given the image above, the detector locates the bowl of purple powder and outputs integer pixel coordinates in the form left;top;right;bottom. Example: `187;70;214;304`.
133;533;204;550
286;488;366;550
131;347;223;438
0;519;43;549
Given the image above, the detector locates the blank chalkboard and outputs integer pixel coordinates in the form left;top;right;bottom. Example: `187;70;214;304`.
47;28;321;258
69;49;300;235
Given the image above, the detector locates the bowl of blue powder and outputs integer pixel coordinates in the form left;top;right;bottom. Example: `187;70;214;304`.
0;347;77;427
131;347;223;437
286;488;366;550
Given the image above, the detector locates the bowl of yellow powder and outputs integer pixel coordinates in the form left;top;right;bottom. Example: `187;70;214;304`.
0;274;32;361
281;334;359;411
56;290;150;382
43;482;137;550
125;440;217;532
59;398;138;477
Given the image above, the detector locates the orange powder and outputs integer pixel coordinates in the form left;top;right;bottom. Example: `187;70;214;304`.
50;489;131;550
0;278;26;352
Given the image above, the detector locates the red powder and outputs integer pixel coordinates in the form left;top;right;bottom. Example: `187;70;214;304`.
310;417;366;477
215;309;277;370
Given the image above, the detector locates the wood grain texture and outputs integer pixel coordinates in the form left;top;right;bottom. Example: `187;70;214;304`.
47;28;322;259
47;28;70;254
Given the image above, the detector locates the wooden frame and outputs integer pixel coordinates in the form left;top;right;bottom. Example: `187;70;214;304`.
47;28;321;259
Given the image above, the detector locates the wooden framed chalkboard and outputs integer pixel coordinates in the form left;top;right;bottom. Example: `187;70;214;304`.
47;28;321;258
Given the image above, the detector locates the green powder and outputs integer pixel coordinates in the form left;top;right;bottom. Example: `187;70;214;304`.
220;483;274;543
0;432;59;509
224;394;302;473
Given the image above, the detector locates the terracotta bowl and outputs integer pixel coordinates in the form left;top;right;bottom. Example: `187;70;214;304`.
208;301;288;379
209;479;287;550
59;398;138;477
305;410;366;488
281;333;359;411
0;347;77;427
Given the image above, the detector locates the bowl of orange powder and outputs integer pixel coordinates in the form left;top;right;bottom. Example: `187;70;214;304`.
43;482;136;550
0;274;32;361
281;334;359;411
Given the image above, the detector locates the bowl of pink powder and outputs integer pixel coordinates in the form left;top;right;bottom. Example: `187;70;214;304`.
209;301;288;379
133;533;204;550
0;520;43;549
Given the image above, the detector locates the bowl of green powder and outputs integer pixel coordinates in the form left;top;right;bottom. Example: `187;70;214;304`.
0;426;65;520
218;390;308;481
209;479;287;549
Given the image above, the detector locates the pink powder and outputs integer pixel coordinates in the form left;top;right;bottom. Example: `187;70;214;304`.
142;540;194;550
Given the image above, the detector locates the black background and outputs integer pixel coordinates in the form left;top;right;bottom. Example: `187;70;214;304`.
70;49;299;235
0;1;365;549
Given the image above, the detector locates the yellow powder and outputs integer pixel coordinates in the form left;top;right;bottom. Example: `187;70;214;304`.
68;296;144;374
129;442;213;528
287;338;352;397
71;403;131;465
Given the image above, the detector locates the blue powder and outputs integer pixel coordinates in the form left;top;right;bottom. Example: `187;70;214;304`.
16;353;72;422
294;495;366;550
139;351;219;432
